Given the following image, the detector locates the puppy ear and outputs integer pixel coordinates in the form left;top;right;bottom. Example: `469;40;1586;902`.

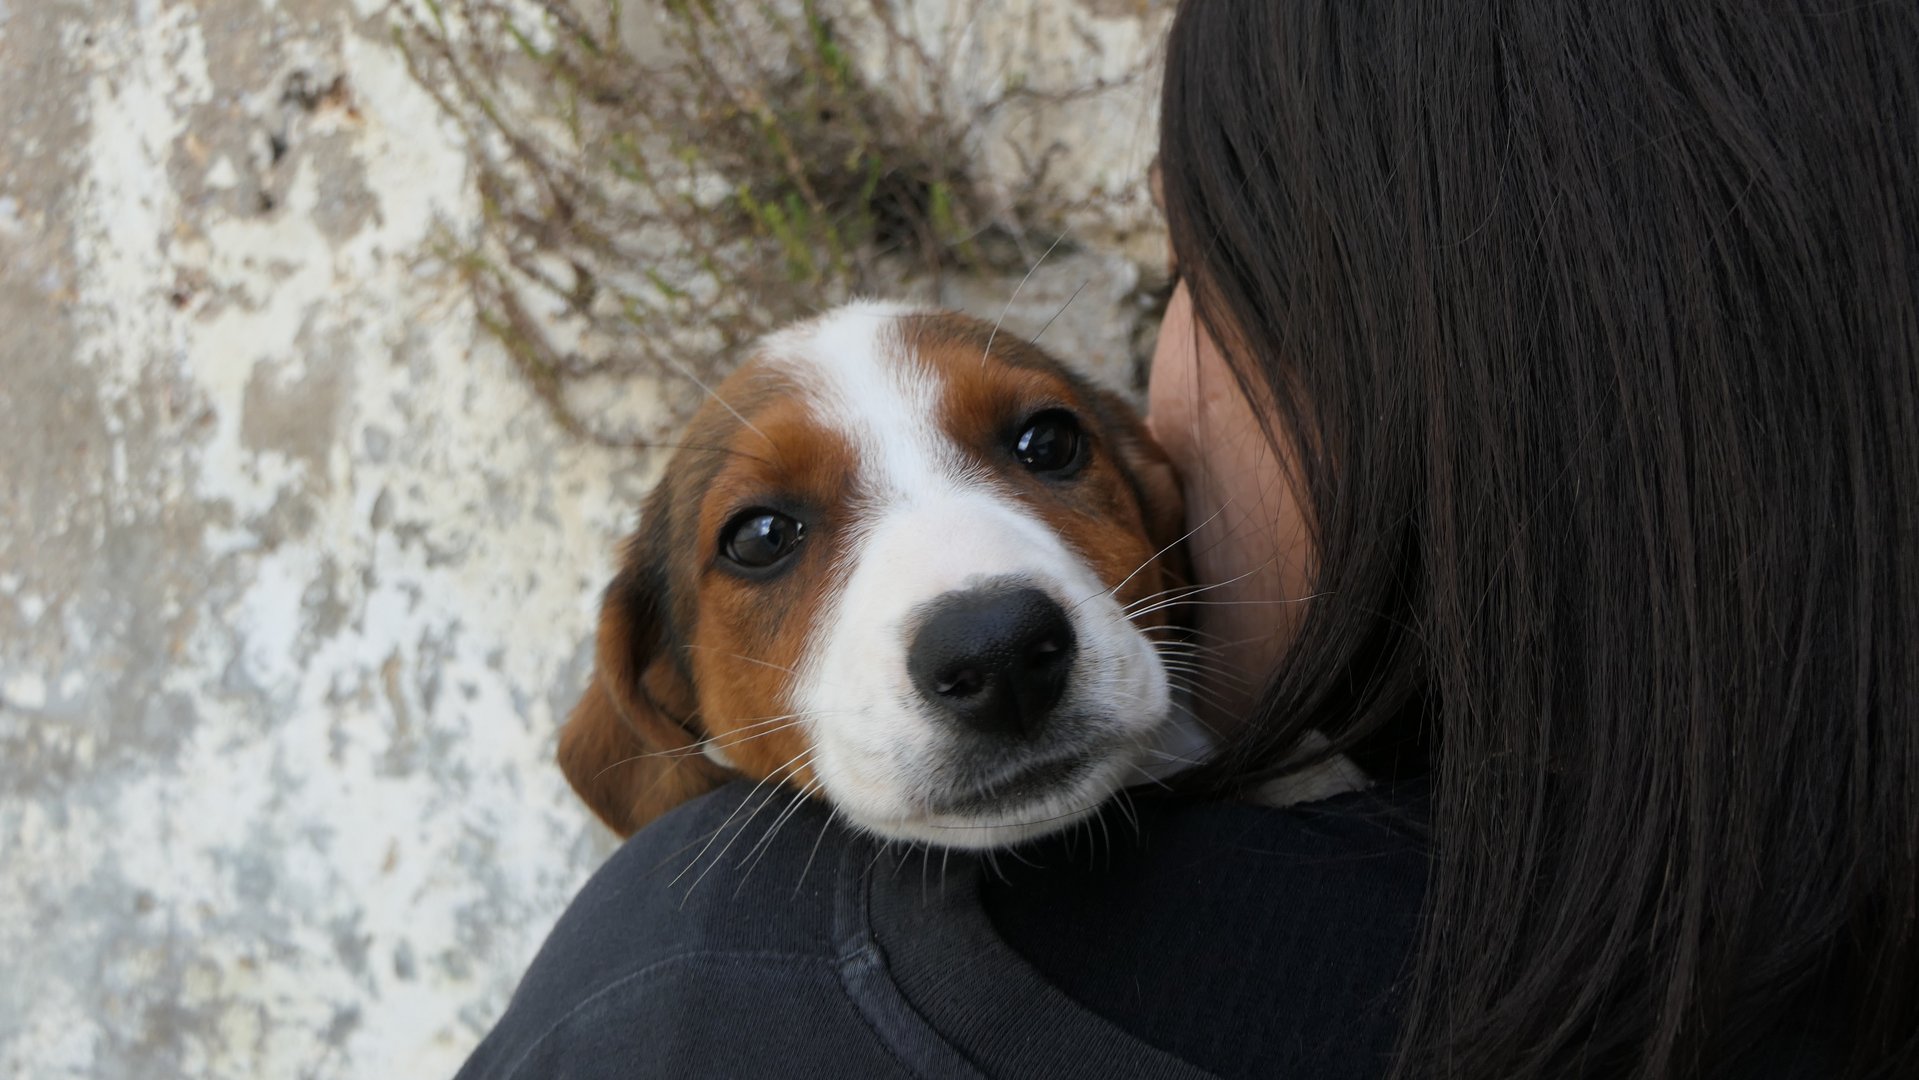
1096;389;1190;573
558;564;729;837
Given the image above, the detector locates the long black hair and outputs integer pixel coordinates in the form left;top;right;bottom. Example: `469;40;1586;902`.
1159;1;1917;1076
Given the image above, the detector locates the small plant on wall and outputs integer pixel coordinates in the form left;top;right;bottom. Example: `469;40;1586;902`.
395;0;1145;443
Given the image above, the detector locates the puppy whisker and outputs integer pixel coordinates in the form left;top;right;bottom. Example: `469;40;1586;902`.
678;649;872;703
982;230;1069;368
1138;747;1208;768
1118;556;1277;617
1163;677;1240;718
1120;566;1267;616
736;776;825;892
1138;620;1241;643
1031;278;1089;345
1152;647;1252;677
588;715;811;779
672;744;814;896
1113;786;1142;837
792;808;837;898
665;355;772;448
624;440;775;467
670;771;785;890
1075;503;1231;615
666;720;811;760
1149;642;1238;667
1158;662;1251;692
680;646;804;678
1128;763;1179;791
1126;591;1331;623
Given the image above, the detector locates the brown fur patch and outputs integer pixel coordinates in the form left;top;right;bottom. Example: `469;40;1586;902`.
558;361;857;835
680;389;864;789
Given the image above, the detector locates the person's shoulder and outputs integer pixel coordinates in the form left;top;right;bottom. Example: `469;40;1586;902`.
456;780;1433;1080
559;779;849;959
522;779;853;993
457;783;887;1080
981;783;1431;1080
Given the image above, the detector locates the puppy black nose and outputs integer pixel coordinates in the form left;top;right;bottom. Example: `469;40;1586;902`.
908;586;1077;738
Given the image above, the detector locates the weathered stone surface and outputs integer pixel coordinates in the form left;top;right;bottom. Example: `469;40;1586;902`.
0;2;1166;1076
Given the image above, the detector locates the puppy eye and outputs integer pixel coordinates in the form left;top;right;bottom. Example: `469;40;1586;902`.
721;510;805;569
1013;410;1085;475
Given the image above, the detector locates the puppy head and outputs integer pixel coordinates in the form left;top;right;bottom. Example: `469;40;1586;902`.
560;302;1187;846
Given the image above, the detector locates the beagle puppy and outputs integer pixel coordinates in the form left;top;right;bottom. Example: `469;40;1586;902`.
559;301;1356;848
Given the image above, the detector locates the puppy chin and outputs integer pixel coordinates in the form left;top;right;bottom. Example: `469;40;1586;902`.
822;734;1154;850
847;787;1107;850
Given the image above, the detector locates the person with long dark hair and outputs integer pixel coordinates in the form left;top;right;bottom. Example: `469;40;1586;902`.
1151;1;1917;1074
459;2;1917;1076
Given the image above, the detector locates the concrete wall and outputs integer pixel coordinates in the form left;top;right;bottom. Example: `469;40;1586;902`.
0;2;1166;1076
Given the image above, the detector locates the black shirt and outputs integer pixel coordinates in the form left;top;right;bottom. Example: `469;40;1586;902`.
456;780;1428;1079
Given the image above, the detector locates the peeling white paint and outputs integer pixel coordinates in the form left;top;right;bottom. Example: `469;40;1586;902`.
5;3;627;1076
0;2;1167;1078
2;672;45;710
